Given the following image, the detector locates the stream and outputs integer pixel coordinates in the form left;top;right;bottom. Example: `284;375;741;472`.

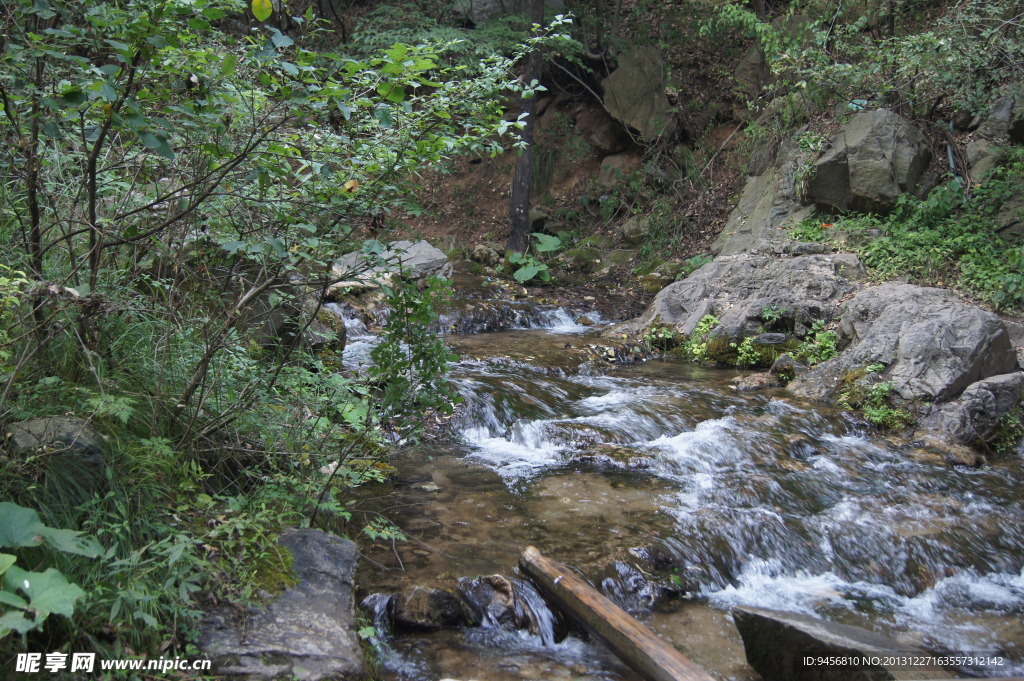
332;297;1024;681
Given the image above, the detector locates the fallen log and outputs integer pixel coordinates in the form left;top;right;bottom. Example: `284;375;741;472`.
519;546;715;681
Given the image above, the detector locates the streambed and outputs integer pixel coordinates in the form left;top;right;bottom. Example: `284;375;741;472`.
338;304;1024;680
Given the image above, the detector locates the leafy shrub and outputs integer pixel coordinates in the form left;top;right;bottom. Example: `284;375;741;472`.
508;233;562;283
794;320;837;366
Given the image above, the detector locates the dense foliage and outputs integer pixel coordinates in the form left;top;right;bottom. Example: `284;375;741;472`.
0;0;555;665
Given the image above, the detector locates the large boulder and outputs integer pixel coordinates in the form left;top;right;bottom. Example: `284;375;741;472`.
733;606;952;681
601;47;676;140
200;529;366;680
975;93;1024;144
919;372;1024;449
789;283;1017;403
619;253;863;339
806;109;931;213
6;417;106;495
329;240;452;297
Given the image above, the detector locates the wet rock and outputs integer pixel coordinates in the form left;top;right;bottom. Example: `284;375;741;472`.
732;372;784;392
6;417;106;495
807;109;931;214
599;561;680;613
200;529;365;680
733;606;952;680
918;373;1024;450
615;253;862;339
392;586;470;632
457;575;518;628
601;47;676;140
784;433;824;460
790;283;1017;403
436;299;567;334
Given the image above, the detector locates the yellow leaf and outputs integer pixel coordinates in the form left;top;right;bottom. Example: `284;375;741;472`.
343;179;358;193
252;0;272;22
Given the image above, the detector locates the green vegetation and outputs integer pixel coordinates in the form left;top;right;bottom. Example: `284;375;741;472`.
0;0;564;665
793;320;838;367
839;365;915;430
507;232;562;283
704;0;1023;118
790;152;1024;313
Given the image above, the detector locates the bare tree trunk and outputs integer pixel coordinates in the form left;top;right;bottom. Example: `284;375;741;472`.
507;0;545;255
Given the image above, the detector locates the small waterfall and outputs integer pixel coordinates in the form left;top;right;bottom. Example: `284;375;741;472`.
322;302;380;371
511;578;562;646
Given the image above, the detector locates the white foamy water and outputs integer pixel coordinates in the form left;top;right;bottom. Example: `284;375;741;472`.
515;307;603;333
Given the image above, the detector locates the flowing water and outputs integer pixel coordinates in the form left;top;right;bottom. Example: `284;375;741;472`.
335;299;1024;680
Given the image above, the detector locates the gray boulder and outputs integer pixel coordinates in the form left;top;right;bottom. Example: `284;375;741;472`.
601;47;676;140
806;109;931;213
790;283;1017;403
995;191;1024;242
919;372;1024;448
620;253;863;339
976;93;1024;144
6;417;106;495
330;240;451;296
733;606;952;681
201;529;366;680
597;151;640;187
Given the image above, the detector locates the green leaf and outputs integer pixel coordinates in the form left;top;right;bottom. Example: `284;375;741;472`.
0;503;45;549
0;589;28;610
376;83;404;103
280;61;299;76
0;554;15;576
0;611;34;636
252;0;272;21
269;29;293;48
4;566;85;620
99;82;117;102
220;240;247;254
139;132;174;160
513;264;541;283
531;232;561;253
188;17;211;31
221;54;238;76
37;528;101;558
60;89;86;106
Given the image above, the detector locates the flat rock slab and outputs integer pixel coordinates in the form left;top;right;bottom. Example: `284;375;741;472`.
200;529;366;680
733;606;952;681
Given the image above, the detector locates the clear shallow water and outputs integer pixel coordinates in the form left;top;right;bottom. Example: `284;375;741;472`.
343;308;1024;680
